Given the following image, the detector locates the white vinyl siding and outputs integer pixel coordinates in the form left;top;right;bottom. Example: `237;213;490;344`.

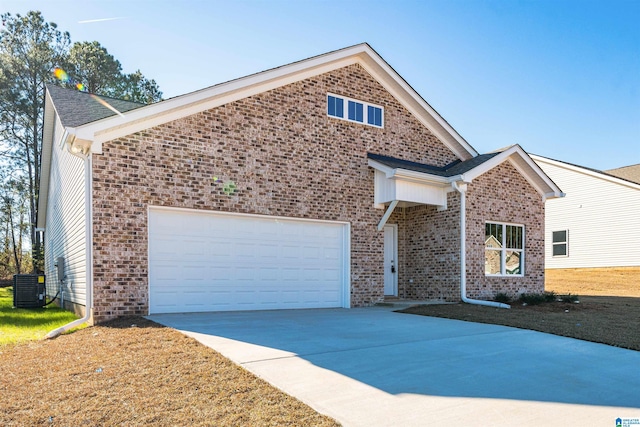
536;158;640;268
42;114;87;305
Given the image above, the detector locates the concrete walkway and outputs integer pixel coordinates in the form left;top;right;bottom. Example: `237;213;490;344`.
149;307;640;427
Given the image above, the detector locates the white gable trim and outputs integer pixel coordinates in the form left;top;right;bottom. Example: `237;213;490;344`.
460;146;564;199
368;145;563;209
66;44;477;159
531;155;640;191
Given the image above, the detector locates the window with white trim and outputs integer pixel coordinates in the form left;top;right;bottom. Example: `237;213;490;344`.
552;230;568;257
485;222;524;276
327;93;383;128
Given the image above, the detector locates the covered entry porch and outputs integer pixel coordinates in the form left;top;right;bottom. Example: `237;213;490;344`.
368;153;465;302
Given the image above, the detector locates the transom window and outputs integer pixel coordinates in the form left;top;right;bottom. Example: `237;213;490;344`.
552;230;568;257
485;222;524;276
327;93;384;128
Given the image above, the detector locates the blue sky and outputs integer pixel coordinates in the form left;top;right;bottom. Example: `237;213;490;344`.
5;0;639;170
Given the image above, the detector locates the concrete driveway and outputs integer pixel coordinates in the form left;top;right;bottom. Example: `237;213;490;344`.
149;307;640;427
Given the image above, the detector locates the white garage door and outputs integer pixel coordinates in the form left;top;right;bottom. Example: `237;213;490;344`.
148;208;350;314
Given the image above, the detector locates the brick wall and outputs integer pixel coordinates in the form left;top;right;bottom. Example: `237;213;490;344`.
389;192;462;301
465;161;546;299
89;64;545;322
90;64;460;322
387;161;545;302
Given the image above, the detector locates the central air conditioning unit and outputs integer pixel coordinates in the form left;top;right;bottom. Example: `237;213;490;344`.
13;274;46;308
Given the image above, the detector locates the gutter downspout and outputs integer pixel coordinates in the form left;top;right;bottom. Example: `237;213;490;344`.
46;142;94;338
451;181;510;309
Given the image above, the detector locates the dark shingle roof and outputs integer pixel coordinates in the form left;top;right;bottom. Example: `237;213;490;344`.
46;84;146;127
367;152;500;178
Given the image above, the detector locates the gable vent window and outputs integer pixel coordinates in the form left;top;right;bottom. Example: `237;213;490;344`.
552;230;569;257
327;93;384;128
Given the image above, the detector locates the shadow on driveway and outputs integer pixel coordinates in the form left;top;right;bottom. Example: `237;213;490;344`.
149;307;640;426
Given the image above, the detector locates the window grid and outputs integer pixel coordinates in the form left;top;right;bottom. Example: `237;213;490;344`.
552;230;569;257
327;93;384;128
485;222;525;276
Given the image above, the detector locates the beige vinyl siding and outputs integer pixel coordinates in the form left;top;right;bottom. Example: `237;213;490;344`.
43;114;87;305
536;158;640;269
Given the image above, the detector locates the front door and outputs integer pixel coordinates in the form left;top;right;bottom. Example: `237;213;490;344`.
383;224;398;296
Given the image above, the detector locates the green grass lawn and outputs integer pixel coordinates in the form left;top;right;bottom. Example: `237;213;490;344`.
0;287;82;346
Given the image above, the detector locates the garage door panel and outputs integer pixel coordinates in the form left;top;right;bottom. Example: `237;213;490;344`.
149;209;348;314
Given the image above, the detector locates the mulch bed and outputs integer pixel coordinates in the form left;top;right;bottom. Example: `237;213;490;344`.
0;317;339;426
401;295;640;351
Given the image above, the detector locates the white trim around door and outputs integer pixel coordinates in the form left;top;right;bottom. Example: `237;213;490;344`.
383;224;398;296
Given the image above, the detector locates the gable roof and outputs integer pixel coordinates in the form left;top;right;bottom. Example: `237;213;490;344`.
50;43;479;160
45;84;145;127
606;164;640;185
369;145;564;200
367;152;500;178
531;155;640;191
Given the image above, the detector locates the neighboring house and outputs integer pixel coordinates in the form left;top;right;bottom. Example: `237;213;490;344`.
605;164;640;184
532;155;640;269
38;44;562;323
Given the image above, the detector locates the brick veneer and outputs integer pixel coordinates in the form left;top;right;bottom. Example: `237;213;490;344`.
381;163;545;302
90;64;459;322
465;161;545;298
89;63;545;322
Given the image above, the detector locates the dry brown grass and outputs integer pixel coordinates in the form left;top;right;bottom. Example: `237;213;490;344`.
0;317;339;427
402;267;640;351
545;267;640;297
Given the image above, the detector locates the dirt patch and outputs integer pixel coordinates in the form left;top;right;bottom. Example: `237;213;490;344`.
546;267;640;297
401;295;640;351
0;317;339;426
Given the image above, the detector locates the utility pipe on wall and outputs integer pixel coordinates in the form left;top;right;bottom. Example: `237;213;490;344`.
451;181;510;309
46;141;94;338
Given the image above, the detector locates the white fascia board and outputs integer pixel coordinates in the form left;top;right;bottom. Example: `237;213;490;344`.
462;146;563;199
531;154;640;191
367;159;396;177
393;169;451;186
368;159;450;186
75;46;369;153
356;49;478;160
37;92;57;229
72;43;477;160
461;145;520;181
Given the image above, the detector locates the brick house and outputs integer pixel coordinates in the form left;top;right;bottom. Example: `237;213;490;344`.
38;44;562;324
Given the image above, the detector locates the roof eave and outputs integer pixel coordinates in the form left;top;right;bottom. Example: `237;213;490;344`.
368;158;452;186
69;43;478;160
37;90;57;229
531;154;640;191
462;146;564;199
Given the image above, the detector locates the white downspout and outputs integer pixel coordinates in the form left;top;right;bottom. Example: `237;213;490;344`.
46;146;94;338
451;181;510;309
